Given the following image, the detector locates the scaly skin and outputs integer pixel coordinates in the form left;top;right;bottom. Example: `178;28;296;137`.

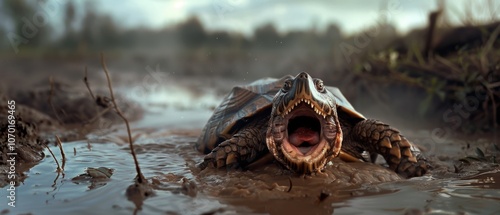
198;72;429;178
343;119;428;178
198;118;428;177
198;117;269;170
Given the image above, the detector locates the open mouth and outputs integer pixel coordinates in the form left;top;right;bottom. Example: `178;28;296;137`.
267;96;341;173
281;103;328;159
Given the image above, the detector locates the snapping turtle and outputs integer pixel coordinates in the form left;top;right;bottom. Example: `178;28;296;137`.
196;72;427;177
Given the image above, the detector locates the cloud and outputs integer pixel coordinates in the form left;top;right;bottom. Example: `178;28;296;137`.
97;0;500;35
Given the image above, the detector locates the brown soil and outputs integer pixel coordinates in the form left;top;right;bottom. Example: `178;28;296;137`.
0;74;143;187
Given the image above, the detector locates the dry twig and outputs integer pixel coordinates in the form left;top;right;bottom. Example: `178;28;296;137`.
100;53;146;183
55;135;66;170
87;140;92;151
83;66;96;101
46;145;62;172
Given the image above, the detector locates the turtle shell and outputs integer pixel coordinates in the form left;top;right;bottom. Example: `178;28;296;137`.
325;86;366;120
196;75;366;153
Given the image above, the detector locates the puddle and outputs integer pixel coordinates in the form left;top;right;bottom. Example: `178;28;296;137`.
1;85;500;215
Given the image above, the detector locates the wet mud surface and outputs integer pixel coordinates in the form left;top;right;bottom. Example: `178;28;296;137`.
1;108;498;215
1;78;499;215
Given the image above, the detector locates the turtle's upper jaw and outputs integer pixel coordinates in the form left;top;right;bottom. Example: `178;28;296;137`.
266;72;343;174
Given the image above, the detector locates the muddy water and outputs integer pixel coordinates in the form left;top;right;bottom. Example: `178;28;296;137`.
2;86;500;215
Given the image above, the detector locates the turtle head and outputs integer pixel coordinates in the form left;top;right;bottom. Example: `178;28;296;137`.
266;72;343;173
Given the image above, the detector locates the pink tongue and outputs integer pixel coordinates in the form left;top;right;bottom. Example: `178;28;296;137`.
289;127;320;146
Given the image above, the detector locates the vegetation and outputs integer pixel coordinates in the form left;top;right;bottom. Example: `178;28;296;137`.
352;12;500;133
1;0;499;133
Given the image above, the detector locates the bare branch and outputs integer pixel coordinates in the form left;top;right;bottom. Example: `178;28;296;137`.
55;135;67;170
46;145;62;172
100;53;146;183
83;66;96;101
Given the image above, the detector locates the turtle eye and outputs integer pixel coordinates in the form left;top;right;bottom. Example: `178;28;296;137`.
282;80;292;92
315;79;325;92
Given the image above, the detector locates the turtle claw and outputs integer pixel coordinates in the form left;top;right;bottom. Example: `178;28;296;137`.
197;153;215;170
396;158;429;178
198;146;241;170
198;128;264;171
216;159;226;168
225;153;239;169
198;153;240;171
351;119;429;178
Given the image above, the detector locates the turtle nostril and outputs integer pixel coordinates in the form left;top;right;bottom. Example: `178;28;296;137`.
298;72;308;79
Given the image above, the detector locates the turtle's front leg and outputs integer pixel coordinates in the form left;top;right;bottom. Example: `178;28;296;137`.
350;119;428;178
198;127;267;170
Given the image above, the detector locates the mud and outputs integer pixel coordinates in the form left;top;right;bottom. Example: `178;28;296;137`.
0;74;499;214
3;120;499;214
0;114;46;188
195;158;402;214
9;78;143;135
0;78;143;188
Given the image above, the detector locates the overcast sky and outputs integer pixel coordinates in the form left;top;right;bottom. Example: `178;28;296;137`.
98;0;420;34
96;0;499;35
38;0;499;37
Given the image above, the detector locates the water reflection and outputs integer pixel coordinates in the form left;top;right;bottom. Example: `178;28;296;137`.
1;88;500;214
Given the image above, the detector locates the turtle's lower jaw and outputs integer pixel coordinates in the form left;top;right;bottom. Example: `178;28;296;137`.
266;103;342;173
281;137;328;167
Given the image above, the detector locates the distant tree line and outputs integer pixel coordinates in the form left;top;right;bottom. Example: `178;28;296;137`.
0;0;350;55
